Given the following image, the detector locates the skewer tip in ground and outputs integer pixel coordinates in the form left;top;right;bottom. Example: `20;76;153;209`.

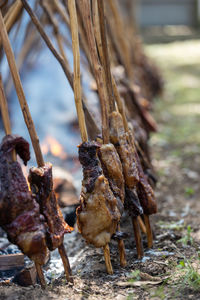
117;239;127;267
144;214;153;248
103;244;113;275
132;217;144;259
35;263;46;289
58;243;73;284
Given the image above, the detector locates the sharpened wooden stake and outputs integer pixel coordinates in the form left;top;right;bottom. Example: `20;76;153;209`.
132;217;144;259
144;214;153;248
117;225;127;267
35;262;46;289
103;244;113;275
58;243;73;283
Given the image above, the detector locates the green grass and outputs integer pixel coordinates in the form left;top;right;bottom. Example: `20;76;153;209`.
146;40;200;148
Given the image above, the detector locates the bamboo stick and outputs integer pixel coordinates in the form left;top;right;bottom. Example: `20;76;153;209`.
0;74;16;161
58;243;73;283
0;74;11;135
132;218;144;259
68;0;88;142
96;0;115;113
103;244;113;275
80;0;109;144
144;214;153;248
117;225;127;267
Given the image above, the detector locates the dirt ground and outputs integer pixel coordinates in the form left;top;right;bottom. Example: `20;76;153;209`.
1;39;200;299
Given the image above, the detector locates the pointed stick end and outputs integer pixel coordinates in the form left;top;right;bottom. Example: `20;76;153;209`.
103;244;113;275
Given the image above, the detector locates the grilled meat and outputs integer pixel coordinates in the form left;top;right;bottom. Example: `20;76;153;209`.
0;135;48;265
28;163;72;251
99;143;124;215
76;142;120;248
128;130;157;215
109;112;143;217
110;111;139;186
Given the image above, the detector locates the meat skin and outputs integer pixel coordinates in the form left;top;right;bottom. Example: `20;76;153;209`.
0;135;48;265
109;112;143;217
99;143;124;215
76;142;120;248
28;163;72;251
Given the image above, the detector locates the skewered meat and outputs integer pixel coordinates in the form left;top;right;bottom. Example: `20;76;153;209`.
28;163;72;251
109;112;143;217
135;150;157;215
0;135;48;265
76;142;120;248
98;143;124;215
109;111;139;186
128;131;157;215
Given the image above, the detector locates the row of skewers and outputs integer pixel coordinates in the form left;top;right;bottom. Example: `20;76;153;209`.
0;0;162;288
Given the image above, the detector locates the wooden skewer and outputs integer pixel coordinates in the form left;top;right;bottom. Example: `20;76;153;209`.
68;0;88;142
117;225;127;267
132;218;144;259
103;244;113;275
58;243;73;283
0;74;12;135
80;0;109;144
144;214;153;248
96;0;115;114
35;262;46;289
0;74;16;162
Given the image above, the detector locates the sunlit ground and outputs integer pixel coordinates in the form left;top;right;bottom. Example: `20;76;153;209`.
146;40;200;147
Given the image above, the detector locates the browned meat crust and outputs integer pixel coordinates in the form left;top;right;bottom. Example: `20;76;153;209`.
0;135;48;265
28;163;72;251
76;142;120;248
99;143;124;215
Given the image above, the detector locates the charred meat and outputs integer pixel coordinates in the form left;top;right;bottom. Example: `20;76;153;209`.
76;142;120;248
0;135;48;265
28;163;72;251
